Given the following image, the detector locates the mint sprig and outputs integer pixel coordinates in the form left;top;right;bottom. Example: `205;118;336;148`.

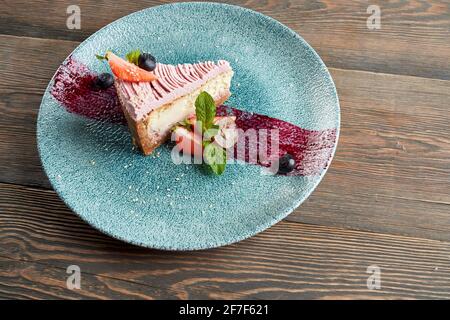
194;92;227;175
126;49;141;65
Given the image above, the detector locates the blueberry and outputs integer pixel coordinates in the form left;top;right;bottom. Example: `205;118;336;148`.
138;53;156;71
277;154;296;174
94;73;114;89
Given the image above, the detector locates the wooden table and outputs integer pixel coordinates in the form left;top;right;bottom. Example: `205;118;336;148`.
1;0;449;300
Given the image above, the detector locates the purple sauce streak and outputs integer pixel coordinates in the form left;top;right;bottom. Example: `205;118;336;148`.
51;57;125;124
217;106;336;176
51;57;336;176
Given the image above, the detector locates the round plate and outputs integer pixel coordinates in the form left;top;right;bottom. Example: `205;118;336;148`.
37;2;340;250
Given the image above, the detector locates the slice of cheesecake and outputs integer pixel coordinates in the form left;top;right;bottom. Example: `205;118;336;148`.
114;59;233;155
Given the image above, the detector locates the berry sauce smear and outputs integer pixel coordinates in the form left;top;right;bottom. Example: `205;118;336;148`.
51;57;337;176
51;57;125;124
217;106;336;176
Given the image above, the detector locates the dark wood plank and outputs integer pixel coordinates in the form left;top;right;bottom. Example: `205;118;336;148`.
1;0;450;79
0;93;50;188
0;35;77;188
1;35;448;240
1;183;450;299
0;36;77;95
0;255;191;299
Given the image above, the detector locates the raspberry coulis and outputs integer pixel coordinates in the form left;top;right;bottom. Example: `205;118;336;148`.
51;57;337;176
51;57;125;124
216;106;336;176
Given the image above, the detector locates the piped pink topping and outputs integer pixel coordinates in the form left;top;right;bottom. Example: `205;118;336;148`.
115;60;232;121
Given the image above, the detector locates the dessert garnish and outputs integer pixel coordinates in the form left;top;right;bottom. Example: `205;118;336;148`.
172;92;238;175
124;49;141;65
96;51;158;82
276;153;296;174
94;72;114;89
139;53;157;71
124;49;156;71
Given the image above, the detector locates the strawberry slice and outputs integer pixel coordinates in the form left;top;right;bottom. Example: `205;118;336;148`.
213;116;238;149
185;115;238;149
105;51;158;82
173;126;204;158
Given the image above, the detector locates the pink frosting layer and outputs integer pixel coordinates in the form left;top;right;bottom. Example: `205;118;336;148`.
115;60;232;121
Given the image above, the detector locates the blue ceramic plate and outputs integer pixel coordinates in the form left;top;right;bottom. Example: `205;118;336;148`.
37;2;340;250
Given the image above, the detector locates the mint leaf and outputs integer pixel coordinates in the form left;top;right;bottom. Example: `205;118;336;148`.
203;142;226;175
95;54;107;61
211;162;226;175
195;93;207;125
126;49;141;65
195;91;216;132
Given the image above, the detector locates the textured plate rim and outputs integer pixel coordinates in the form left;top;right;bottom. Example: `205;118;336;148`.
37;2;340;251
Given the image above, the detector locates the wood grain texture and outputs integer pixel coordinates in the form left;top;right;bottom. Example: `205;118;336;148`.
0;35;448;240
1;0;450;79
1;0;450;300
0;35;77;188
0;255;190;299
1;183;450;300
